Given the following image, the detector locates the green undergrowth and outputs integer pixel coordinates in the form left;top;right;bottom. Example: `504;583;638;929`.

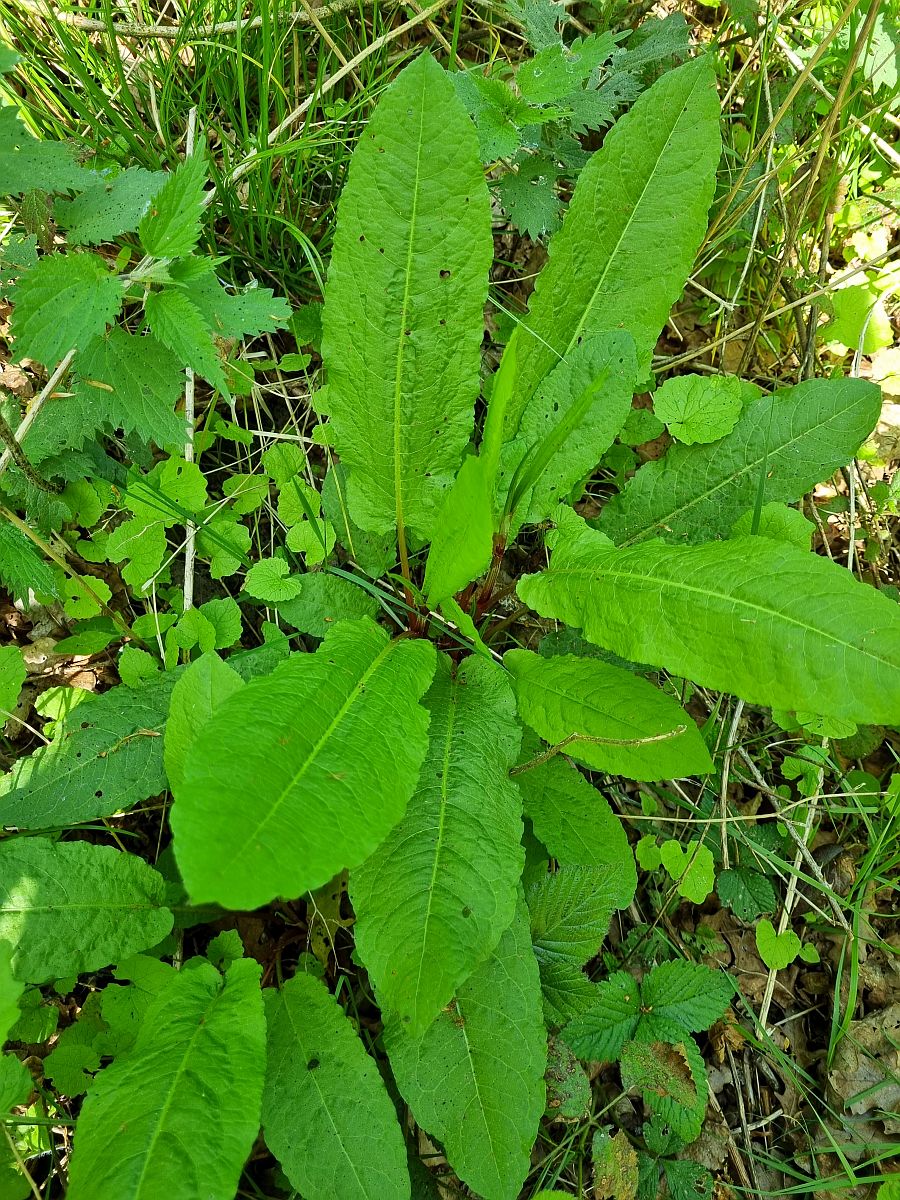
0;3;898;1199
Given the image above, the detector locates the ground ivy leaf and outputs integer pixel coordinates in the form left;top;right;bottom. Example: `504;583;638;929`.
351;654;523;1034
0;838;172;983
0;673;176;829
56;166;167;245
755;918;801;970
10;252;123;366
599;377;882;545
320;52;493;538
172;618;435;909
164;653;244;792
518;508;900;725
506;649;712;781
386;899;546;1200
659;839;715;903
653;373;743;444
262;972;410;1200
716;866;776;921
138;153;207;259
66;958;265;1200
242;557;303;603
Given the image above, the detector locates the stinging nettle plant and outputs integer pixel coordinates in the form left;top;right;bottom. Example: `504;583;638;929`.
1;45;900;1200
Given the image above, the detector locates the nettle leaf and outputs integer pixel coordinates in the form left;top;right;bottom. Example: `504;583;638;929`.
263;972;410;1200
351;654;523;1034
10;252;123;366
513;742;636;902
563;970;640;1062
0;522;58;601
507;649;712;781
653;373;743;444
499;331;638;526
320;52;493;538
528;866;625;1024
500;56;720;431
56;166;167;245
172;618;435;909
716;866;776;921
600;377;882;545
67;958;265;1200
496;155;563;239
164;654;244;792
138;153;207;259
518;509;900;725
145;288;227;392
179;272;290;339
0;673;176;829
386;899;546;1200
0;106;97;195
0;838;172;983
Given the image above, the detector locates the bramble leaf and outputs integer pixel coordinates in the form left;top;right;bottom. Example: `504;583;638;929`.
716;867;776;921
172;619;435;908
352;654;523;1033
263;972;410;1200
638;960;733;1039
562;971;641;1062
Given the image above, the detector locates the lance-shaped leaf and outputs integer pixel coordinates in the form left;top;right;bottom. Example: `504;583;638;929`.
0;672;177;830
320;52;492;539
0;838;172;984
500;56;720;434
507;649;712;780
172;619;435;909
67;958;265;1200
518;509;900;725
351;654;523;1034
386;900;546;1200
262;972;410;1200
599;377;882;545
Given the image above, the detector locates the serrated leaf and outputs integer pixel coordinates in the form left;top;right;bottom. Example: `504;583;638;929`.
172;619;435;909
351;655;523;1033
562;970;641;1062
599;377;882;545
67;958;265;1200
0;838;172;983
716;866;776;921
658;839;715;904
0;648;25;717
0;522;58;601
537;957;603;1025
500;57;720;431
496;155;562;239
513;744;636;903
755;918;801;970
164;653;244;792
518;508;900;725
56;167;166;245
277;572;379;638
507;649;712;780
321;52;493;538
639;960;733;1039
0;107;97;195
262;972;410;1200
653;373;743;444
145;287;227;392
180;272;290;339
138;153;207;259
386;899;546;1200
11;252;122;366
619;1037;707;1142
0;674;176;828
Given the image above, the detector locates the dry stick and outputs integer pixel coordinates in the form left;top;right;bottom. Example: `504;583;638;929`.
297;0;362;91
736;0;883;375
719;699;745;870
0;348;76;482
182;107;198;614
510;726;687;777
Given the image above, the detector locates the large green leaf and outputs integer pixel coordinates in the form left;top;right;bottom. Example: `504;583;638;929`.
351;654;523;1034
386;899;546;1200
500;56;720;432
67;958;265;1200
506;649;712;780
11;252;123;367
164;653;244;791
320;52;492;539
517;509;900;724
0;674;176;829
599;377;882;545
0;838;172;983
172;619;435;909
262;972;410;1200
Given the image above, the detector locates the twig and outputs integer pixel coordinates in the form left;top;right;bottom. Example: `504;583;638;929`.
510;726;687;776
0;348;76;482
719;699;745;870
182;108;198;614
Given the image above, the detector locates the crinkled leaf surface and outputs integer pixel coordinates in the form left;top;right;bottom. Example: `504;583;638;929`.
518;509;900;724
11;253;122;367
352;654;523;1033
67;958;265;1200
263;972;410;1200
386;899;546;1200
277;572;379;638
145;288;227;392
0;838;172;983
639;960;733;1039
164;653;244;792
0;522;58;601
320;52;493;538
600;377;882;545
172;618;435;908
500;56;720;431
507;649;712;780
0;673;177;829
